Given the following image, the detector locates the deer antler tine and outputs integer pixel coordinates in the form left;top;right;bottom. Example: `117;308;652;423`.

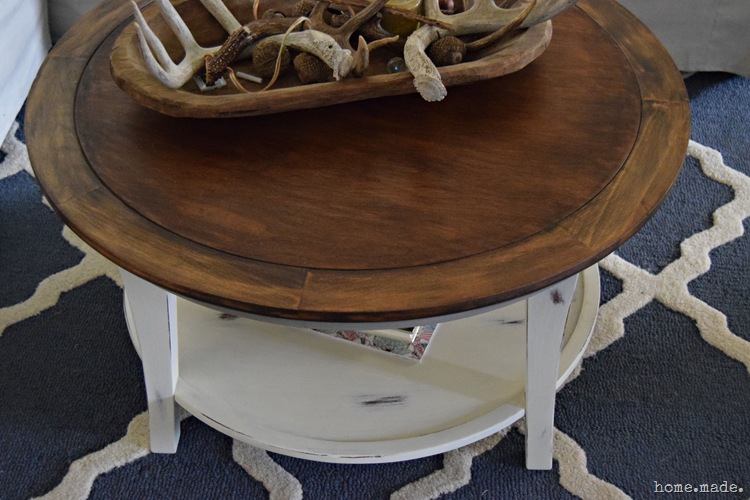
352;33;399;76
134;23;189;88
131;1;174;70
197;0;243;33
132;0;219;89
153;0;202;53
353;35;368;76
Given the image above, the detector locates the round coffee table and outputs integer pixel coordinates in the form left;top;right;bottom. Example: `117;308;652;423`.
26;0;689;469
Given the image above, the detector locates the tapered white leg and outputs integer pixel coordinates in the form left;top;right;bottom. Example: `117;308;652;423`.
121;269;180;453
525;274;578;470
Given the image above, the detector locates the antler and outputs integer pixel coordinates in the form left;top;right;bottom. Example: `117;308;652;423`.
132;0;573;96
306;0;389;51
195;0;243;32
263;30;355;80
303;0;399;76
132;0;219;89
404;0;577;101
132;0;356;88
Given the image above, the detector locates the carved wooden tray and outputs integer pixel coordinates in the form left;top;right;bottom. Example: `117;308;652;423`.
110;0;553;118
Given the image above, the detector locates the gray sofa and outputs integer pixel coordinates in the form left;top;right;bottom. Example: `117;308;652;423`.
619;0;750;77
3;0;750;141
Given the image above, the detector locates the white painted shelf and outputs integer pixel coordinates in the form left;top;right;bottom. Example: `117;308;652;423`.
153;266;600;463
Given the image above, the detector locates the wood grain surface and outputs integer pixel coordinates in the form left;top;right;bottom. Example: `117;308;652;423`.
26;0;690;323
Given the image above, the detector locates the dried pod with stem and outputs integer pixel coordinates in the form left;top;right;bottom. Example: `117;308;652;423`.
294;52;333;83
427;35;466;65
252;38;292;78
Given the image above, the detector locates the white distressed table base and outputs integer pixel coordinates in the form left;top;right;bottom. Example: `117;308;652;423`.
121;267;599;468
120;269;180;453
526;274;578;469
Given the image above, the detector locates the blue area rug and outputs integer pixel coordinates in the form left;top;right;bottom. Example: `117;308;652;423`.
1;72;749;499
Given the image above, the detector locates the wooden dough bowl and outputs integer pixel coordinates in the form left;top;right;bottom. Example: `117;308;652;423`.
110;0;552;118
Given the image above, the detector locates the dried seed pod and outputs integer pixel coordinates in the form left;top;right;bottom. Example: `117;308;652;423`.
291;0;316;17
427;36;467;66
294;53;332;84
252;38;291;79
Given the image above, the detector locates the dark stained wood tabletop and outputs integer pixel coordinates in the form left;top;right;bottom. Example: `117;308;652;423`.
26;0;690;323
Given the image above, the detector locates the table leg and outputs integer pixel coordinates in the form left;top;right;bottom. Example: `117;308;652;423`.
525;274;578;470
120;269;181;453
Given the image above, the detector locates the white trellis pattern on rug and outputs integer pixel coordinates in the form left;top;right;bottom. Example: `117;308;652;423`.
2;120;749;499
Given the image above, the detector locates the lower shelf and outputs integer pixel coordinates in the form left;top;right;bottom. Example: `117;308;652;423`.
132;267;599;463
